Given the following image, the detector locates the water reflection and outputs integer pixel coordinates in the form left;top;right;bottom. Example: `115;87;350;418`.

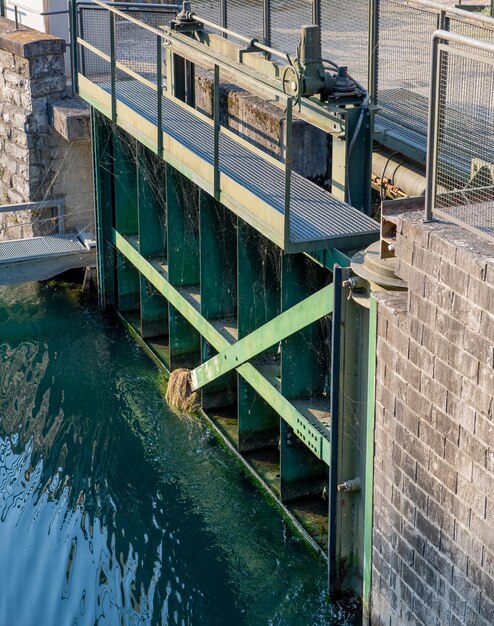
0;282;353;625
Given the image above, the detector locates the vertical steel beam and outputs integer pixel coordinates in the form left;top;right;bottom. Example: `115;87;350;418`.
200;191;237;409
237;222;280;452
166;163;201;369
332;106;372;214
92;110;115;309
280;253;329;503
362;295;377;623
137;144;168;340
113;130;140;312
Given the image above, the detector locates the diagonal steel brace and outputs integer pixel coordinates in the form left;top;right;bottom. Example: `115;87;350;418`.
190;282;334;390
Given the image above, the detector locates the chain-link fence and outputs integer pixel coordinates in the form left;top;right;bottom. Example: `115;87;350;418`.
426;32;494;239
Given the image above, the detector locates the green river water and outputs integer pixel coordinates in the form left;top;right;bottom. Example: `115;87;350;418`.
0;281;353;626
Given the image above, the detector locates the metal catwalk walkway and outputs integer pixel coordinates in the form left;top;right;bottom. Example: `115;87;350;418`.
0;234;96;285
96;79;379;251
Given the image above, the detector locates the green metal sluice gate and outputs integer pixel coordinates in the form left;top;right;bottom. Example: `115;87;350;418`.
76;0;381;604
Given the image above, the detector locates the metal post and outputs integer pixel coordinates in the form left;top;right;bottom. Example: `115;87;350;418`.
70;0;79;94
368;0;379;102
213;64;220;201
362;295;377;622
0;0;4;18
328;265;343;594
263;0;271;47
312;0;321;26
284;97;292;247
14;5;19;29
424;35;441;222
220;0;227;32
157;34;163;158
110;11;117;122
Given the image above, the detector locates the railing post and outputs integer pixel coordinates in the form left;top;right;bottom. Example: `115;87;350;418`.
157;34;163;158
0;0;4;18
213;64;220;201
312;0;321;26
368;0;379;103
110;11;117;122
425;34;441;223
220;0;227;33
70;0;79;94
263;0;271;47
284;97;292;247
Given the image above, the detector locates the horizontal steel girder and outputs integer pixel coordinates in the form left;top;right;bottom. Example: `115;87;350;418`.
113;229;331;462
190;283;334;391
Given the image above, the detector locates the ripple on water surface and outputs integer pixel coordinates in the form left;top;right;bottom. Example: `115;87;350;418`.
0;282;355;626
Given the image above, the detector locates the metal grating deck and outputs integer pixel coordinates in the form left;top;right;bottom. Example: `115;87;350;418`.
98;79;379;248
0;235;86;263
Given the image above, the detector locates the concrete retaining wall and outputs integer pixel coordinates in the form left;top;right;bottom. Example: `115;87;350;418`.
372;211;494;625
0;17;93;240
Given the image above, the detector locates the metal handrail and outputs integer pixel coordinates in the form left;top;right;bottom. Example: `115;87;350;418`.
403;0;494;26
425;29;494;240
75;0;295;242
0;199;65;234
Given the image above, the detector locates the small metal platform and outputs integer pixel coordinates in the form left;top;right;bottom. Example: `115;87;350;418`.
94;78;379;252
0;234;96;285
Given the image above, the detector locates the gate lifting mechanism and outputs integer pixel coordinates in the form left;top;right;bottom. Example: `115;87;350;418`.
172;3;367;106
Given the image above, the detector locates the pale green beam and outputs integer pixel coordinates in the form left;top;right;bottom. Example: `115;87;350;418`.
191;283;334;391
113;229;331;463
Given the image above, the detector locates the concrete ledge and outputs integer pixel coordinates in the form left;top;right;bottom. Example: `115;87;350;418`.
51;98;91;142
0;17;65;58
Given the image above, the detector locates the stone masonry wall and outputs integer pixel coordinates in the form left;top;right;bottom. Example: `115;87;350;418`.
0;18;93;240
371;211;494;625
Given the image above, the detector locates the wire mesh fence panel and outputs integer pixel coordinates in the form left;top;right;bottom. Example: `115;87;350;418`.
79;7;175;84
376;0;438;147
79;7;112;82
449;16;494;46
320;0;370;88
434;46;494;238
192;0;221;26
227;0;264;41
270;0;314;54
114;10;175;84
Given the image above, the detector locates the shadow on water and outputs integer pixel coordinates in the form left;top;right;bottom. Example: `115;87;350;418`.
0;282;356;626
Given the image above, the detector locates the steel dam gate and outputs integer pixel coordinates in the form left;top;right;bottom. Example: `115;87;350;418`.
74;0;381;610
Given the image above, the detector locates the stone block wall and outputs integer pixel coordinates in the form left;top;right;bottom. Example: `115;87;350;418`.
371;211;494;625
0;18;93;240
